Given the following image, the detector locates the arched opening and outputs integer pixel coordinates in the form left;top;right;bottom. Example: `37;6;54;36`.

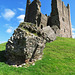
62;17;65;22
41;25;43;29
64;29;65;32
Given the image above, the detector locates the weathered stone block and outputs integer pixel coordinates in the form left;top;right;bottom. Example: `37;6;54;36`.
40;26;56;42
5;23;46;65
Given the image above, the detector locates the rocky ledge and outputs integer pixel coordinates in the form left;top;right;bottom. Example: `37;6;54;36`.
5;22;56;66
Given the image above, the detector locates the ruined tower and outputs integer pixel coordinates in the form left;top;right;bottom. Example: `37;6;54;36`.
24;0;48;29
24;0;31;22
49;0;72;38
24;0;72;38
24;0;41;24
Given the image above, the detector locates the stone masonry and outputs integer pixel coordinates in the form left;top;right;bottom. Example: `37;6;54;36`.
24;0;72;38
5;0;72;66
6;22;56;65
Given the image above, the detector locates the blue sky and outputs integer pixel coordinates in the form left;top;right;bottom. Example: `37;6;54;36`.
0;0;75;44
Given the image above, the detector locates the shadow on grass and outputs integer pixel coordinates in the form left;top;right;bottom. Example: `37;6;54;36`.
0;50;7;63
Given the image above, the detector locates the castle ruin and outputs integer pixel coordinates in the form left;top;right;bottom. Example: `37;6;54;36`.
5;0;72;65
24;0;72;38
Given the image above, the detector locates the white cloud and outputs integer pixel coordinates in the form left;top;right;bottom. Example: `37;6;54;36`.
5;24;9;26
0;41;6;44
72;27;75;38
72;32;75;38
6;27;13;33
2;9;15;21
72;28;75;31
5;24;16;34
18;8;24;11
17;15;25;23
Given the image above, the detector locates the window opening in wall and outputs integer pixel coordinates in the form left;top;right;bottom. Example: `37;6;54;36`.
41;25;43;29
37;24;39;27
64;29;65;32
62;17;65;22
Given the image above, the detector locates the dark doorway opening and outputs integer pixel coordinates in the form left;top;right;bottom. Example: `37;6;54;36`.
41;25;43;29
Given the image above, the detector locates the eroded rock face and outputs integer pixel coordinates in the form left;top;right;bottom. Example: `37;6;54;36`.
40;26;56;42
5;22;56;65
6;27;46;65
18;22;56;42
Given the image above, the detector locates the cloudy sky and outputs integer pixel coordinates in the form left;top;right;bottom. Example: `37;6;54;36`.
0;0;75;44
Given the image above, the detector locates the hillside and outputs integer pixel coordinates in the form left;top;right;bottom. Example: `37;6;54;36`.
0;37;75;75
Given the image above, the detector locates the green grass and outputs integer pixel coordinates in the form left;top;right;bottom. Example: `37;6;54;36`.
0;37;75;75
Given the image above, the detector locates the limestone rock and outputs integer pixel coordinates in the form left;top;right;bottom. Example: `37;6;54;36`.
5;23;46;65
41;26;56;42
51;25;60;37
5;22;56;65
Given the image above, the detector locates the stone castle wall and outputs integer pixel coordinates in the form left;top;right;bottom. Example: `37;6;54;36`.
38;14;48;28
56;0;72;38
49;0;72;38
24;0;72;38
24;0;48;29
5;0;72;66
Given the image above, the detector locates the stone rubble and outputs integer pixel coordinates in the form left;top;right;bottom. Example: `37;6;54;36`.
5;22;56;66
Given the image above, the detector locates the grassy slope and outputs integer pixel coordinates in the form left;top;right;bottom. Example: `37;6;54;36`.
0;37;75;75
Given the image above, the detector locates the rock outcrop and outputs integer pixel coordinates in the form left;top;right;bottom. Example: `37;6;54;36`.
5;22;56;65
41;26;56;42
